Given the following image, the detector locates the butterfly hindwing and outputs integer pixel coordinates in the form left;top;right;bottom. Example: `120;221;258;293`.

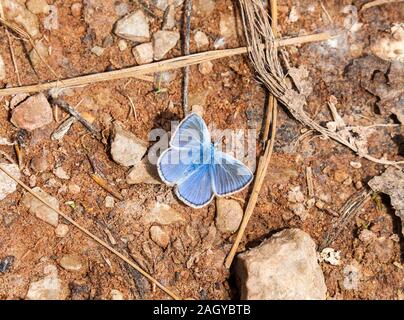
211;151;253;196
175;164;214;208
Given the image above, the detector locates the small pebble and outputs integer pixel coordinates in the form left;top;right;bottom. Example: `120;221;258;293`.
59;254;84;272
55;224;69;237
132;42;154;64
111;289;124;300
105;196;115;208
0;54;6;81
68;183;81;194
194;31;209;49
216;198;243;233
287;186;305;203
316;200;325;209
334;169;349;183
118;39;128;51
54;167;70;180
71;3;82;17
149;226;170;248
198;61;213;75
153;30;180;60
350;161;362;169
355;181;363;190
91;46;105;57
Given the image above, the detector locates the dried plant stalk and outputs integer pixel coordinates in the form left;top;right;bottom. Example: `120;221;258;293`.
0;33;331;96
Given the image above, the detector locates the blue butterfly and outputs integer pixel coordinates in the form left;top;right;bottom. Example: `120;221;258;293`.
157;113;253;208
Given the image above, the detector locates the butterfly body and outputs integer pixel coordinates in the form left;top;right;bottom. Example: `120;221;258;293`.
157;113;253;208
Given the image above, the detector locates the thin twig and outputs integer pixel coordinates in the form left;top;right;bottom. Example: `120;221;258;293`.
182;0;193;115
320;190;371;250
52;99;102;141
0;33;332;96
361;0;404;11
225;0;279;268
90;173;124;201
0;164;180;300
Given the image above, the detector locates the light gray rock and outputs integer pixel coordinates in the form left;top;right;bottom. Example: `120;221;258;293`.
114;10;150;42
368;167;404;236
143;202;185;225
0;54;5;81
21;187;59;227
162;4;175;30
215;198;243;233
26;0;50;14
132;42;154;64
236;228;327;300
198;61;213;75
194;31;209;50
59;254;84;272
55;224;69;237
26;265;63;300
149;225;170;248
10;93;53;131
126;159;161;185
152;0;184;11
153;30;180;60
0;163;20;200
110;122;147;167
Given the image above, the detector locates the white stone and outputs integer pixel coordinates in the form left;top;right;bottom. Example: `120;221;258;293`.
0;163;20;200
55;224;69;237
105;196;115;208
194;31;209;50
26;265;63;300
54;167;70;180
153;30;180;60
215;198;243;233
111;289;124;300
162;4;175;30
110;122;147;167
26;0;50;14
91;46;105;56
149;225;170;248
320;248;341;266
152;0;184;11
132;42;154;64
21;187;59;227
288;186;305;203
114;10;150;43
198;61;213;75
288;6;300;23
126;159;161;184
59;254;84;272
118;39;128;51
143;202;185;225
236;229;327;300
0;54;5;81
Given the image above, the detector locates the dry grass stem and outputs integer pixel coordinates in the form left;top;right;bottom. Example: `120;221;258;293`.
320;190;371;250
361;0;404;11
0;32;331;96
90;173;124;201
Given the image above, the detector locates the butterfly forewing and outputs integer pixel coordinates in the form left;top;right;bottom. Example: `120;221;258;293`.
170;113;211;150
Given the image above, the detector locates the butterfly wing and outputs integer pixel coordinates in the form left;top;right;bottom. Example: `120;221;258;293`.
211;151;253;196
175;164;214;208
157;147;203;185
170;113;211;150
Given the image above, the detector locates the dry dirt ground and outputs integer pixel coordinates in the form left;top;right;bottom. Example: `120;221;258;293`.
0;0;403;300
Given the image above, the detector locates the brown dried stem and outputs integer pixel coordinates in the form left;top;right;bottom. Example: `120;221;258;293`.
0;32;331;96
